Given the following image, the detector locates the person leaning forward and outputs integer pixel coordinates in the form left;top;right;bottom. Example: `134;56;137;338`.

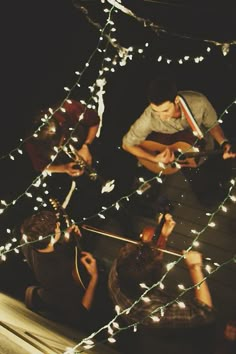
122;75;235;205
21;210;113;332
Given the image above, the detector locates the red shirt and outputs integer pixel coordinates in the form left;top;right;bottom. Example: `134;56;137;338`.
25;100;100;171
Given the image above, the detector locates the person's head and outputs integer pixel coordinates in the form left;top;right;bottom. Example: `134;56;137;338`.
31;112;62;146
147;76;180;120
21;211;60;250
116;243;163;299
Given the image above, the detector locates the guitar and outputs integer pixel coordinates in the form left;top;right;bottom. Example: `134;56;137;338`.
138;130;234;175
49;198;89;290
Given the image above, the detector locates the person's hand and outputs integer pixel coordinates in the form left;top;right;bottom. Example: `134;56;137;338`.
222;143;236;160
80;252;98;281
140;214;176;242
155;148;175;164
64;162;84;177
66;224;81;237
159;213;176;239
183;250;203;269
76;144;92;165
63;223;81;242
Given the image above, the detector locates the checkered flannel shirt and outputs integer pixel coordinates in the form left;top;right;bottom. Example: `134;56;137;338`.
108;259;216;329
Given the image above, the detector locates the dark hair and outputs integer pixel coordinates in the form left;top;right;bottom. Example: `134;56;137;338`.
147;76;178;105
21;211;58;250
116;243;163;298
32;113;62;143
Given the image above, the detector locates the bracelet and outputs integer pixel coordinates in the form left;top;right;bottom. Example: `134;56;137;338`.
220;140;229;149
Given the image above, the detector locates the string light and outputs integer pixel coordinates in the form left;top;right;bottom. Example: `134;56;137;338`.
64;252;235;353
1;170;235;260
106;0;236;55
1;2;236;351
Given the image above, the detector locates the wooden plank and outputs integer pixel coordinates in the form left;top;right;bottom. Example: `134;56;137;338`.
0;293;121;354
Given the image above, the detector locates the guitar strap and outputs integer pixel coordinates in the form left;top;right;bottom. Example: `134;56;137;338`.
62;180;76;209
178;95;204;140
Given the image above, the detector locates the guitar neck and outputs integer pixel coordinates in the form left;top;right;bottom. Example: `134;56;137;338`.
177;149;222;159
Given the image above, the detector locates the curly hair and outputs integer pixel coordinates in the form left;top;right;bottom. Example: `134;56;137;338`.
21;211;58;249
116;243;163;298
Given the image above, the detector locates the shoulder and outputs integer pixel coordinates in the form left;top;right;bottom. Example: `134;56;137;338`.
179;91;214;109
179;90;208;102
134;105;152;123
63;99;84;113
63;100;100;124
143;105;153;116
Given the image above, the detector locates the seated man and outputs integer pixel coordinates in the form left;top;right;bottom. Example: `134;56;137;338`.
24;99;103;217
108;214;216;352
21;210;113;331
25;99;100;176
122;75;235;206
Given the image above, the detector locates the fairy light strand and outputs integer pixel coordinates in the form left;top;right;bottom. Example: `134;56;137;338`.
0;2;235;349
0;3;117;162
0;175;235;352
64;250;236;353
106;0;236;53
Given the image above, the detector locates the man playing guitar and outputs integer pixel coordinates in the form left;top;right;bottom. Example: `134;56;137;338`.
122;75;235;205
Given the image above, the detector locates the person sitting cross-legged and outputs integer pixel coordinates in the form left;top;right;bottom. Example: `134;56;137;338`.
108;214;216;354
21;210;114;332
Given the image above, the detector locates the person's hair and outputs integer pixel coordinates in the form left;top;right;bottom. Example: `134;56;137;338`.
116;243;163;299
32;113;62;143
28;111;63;163
147;76;178;105
21;211;58;250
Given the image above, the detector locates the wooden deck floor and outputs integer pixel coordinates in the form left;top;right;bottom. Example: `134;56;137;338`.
92;166;236;318
0;156;235;354
83;163;236;353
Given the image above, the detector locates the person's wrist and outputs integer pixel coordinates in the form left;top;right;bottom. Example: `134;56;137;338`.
189;263;202;271
159;233;168;240
220;140;229;150
90;274;98;284
61;164;67;172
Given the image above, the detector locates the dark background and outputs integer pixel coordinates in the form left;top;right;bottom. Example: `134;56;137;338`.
1;0;236;147
0;0;236;303
0;2;235;353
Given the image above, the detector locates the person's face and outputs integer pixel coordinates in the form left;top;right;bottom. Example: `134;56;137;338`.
150;97;180;120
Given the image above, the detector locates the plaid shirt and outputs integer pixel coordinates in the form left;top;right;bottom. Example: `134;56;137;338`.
108;259;216;329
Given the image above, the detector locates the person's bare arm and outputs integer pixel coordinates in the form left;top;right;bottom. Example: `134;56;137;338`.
184;251;213;308
84;124;99;145
75;124;100;165
156;213;176;250
80;252;98;310
140;214;176;259
209;124;228;146
209;125;235;159
45;162;83;177
123;143;175;164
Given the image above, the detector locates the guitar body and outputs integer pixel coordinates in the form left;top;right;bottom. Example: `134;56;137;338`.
49;198;89;290
138;130;205;175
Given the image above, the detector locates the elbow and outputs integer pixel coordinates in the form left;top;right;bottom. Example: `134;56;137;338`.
122;143;129;152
